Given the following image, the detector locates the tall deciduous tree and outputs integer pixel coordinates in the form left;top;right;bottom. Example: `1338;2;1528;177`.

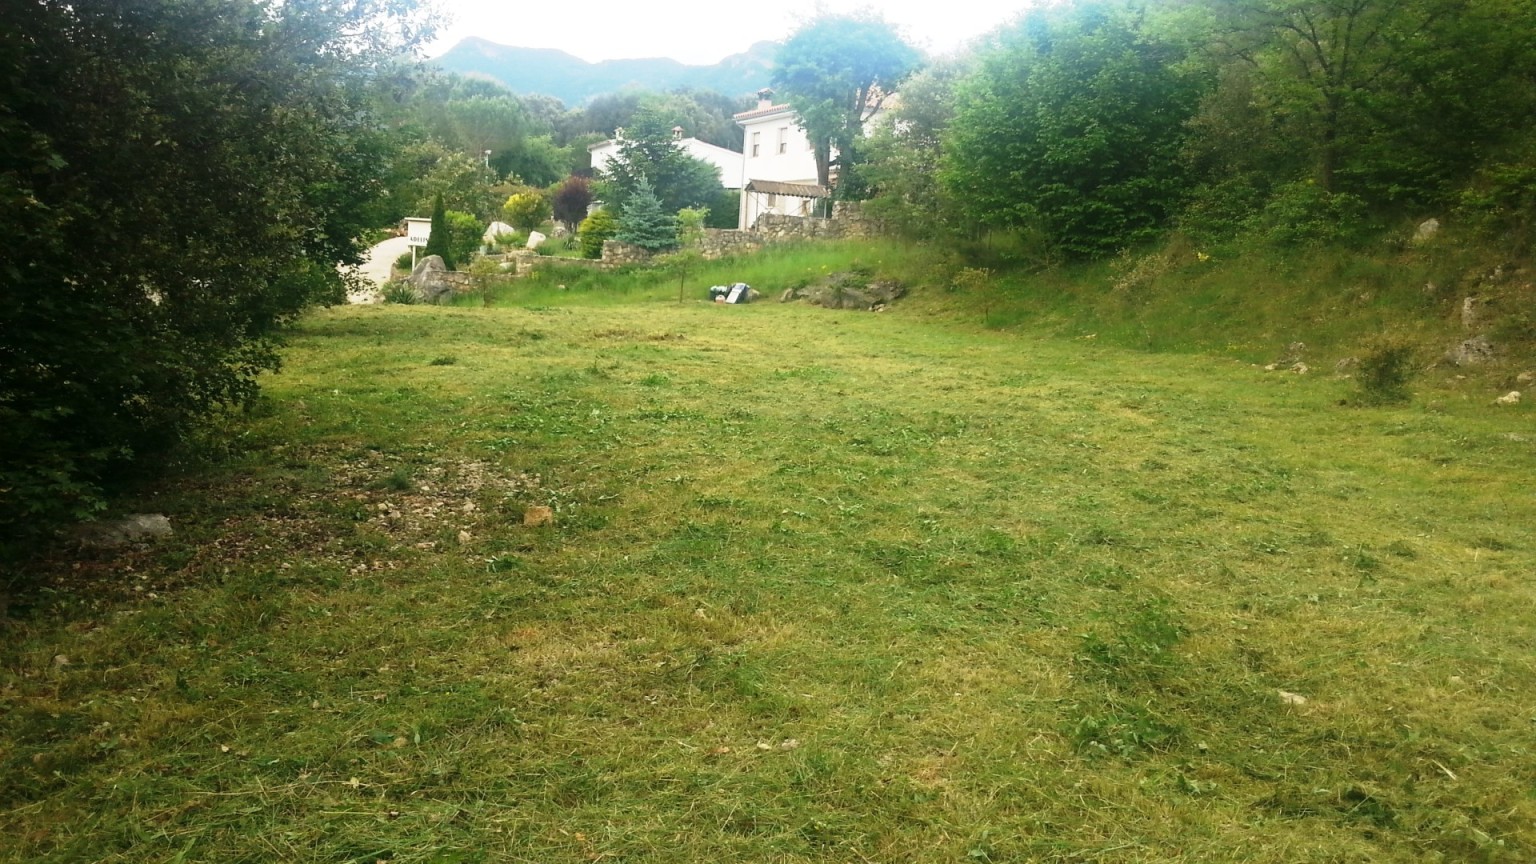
0;0;431;557
1186;0;1536;204
771;13;920;195
943;2;1207;257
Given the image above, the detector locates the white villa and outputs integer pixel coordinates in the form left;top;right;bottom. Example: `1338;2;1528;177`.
733;89;827;229
588;127;744;190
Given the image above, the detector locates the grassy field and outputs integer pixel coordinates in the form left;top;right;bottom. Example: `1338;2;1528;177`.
4;245;1536;862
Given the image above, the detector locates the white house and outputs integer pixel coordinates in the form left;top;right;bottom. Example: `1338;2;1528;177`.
588;127;744;191
733;90;827;229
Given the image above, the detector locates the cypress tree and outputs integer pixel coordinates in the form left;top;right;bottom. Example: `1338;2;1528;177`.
423;193;454;270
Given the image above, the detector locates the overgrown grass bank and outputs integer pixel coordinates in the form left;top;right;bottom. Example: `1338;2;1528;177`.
4;246;1535;862
933;231;1535;370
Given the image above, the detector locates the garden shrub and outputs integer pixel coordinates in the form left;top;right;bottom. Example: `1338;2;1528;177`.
579;210;619;259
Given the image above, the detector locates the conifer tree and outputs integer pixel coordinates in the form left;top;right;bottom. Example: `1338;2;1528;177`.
423;193;455;269
613;179;677;252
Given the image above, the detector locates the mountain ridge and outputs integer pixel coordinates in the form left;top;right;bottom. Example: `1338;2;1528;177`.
433;37;778;106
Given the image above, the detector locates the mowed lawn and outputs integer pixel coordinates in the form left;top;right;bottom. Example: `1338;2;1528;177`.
4;293;1535;863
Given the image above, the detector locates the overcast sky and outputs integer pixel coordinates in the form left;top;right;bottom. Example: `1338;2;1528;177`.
423;0;1032;64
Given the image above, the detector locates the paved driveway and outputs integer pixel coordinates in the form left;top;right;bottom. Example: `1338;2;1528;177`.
344;235;412;303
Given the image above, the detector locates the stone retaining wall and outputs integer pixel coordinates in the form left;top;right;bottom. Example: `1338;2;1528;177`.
520;203;881;271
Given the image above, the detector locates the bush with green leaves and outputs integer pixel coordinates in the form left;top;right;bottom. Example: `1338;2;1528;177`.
381;281;419;304
942;3;1206;258
1254;181;1371;247
503;191;552;231
0;0;425;559
578;209;620;259
444;210;484;269
394;251;415;271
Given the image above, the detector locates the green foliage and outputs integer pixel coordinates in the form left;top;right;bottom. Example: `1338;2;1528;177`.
578;209;620;258
705;189;740;229
444;211;484;269
597;108;724;215
1183;0;1536;209
614;179;677;252
772;12;920;194
466;255;508;306
944;2;1207;257
423;194;454;269
395;251;415;271
1254;181;1371;246
0;0;425;556
503;191;552;230
1352;333;1419;405
863;60;967;237
1457;146;1536;253
675;207;709;247
381;281;419;304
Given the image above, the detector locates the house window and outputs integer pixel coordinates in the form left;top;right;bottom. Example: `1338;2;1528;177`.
751;131;760;157
766;193;777;208
777;127;788;154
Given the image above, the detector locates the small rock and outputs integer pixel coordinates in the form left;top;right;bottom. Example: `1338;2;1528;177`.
52;654;70;668
1334;357;1359;374
457;530;472;545
779;288;797;303
1444;335;1495;367
1494;391;1521;406
73;514;173;549
1277;690;1309;706
1461;296;1481;331
778;738;801;751
1291;362;1309;374
1516;371;1535;385
1412;218;1440;244
523;506;554;527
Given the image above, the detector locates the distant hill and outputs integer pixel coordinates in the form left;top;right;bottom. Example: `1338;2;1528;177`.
432;38;778;106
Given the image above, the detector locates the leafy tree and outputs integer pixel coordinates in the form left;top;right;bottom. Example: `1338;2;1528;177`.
552;176;594;231
614;179;678;252
1184;0;1536;206
943;3;1207;257
0;0;427;557
571;90;751;150
423;193;454;268
503;191;552;230
772;13;920;195
597;108;724;215
676;207;710;247
863;59;967;237
444;210;484;266
578;209;620;258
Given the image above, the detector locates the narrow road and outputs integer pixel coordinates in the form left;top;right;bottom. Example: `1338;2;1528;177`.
345;236;412;303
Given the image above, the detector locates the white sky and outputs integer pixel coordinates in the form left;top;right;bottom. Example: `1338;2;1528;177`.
423;0;1031;65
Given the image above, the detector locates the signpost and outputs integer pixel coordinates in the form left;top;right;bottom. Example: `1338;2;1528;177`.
404;217;431;271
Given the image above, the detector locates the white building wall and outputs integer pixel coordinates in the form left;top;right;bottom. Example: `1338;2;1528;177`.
736;106;824;228
589;137;743;190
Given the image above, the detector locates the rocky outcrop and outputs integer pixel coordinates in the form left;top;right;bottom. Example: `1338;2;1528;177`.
785;272;908;311
408;255;470;304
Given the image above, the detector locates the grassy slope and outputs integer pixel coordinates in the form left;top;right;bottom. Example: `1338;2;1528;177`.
3;242;1535;862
